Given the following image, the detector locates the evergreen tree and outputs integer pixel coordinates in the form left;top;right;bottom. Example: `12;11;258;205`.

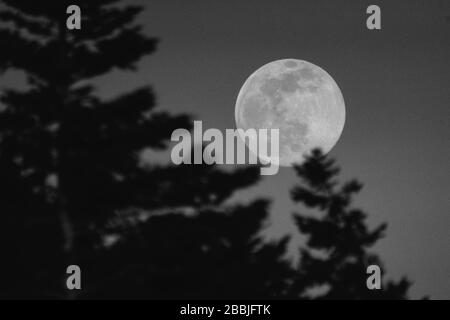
0;0;293;299
93;190;293;299
289;149;410;299
0;0;185;298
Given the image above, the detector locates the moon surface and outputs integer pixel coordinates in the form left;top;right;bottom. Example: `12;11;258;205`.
235;59;345;166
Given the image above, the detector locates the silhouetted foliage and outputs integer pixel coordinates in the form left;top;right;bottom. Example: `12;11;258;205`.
289;149;410;299
0;0;292;299
89;196;293;299
0;0;178;299
0;0;412;300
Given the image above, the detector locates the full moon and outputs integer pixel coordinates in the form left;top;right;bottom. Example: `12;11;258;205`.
235;59;345;166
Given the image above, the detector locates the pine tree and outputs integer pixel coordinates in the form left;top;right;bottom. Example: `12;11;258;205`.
0;0;188;298
93;190;294;299
0;0;293;299
289;149;410;299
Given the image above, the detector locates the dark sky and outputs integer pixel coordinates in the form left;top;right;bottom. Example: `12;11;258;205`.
91;0;449;298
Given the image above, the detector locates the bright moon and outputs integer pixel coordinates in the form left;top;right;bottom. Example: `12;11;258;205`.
235;59;345;166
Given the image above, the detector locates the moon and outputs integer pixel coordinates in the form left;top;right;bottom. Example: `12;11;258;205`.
235;59;345;166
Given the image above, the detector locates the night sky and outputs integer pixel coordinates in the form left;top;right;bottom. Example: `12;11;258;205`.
6;0;447;298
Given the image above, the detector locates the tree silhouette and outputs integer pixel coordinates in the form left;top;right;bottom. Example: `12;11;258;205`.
0;0;413;300
289;149;410;299
0;0;183;298
89;193;293;299
0;0;292;299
